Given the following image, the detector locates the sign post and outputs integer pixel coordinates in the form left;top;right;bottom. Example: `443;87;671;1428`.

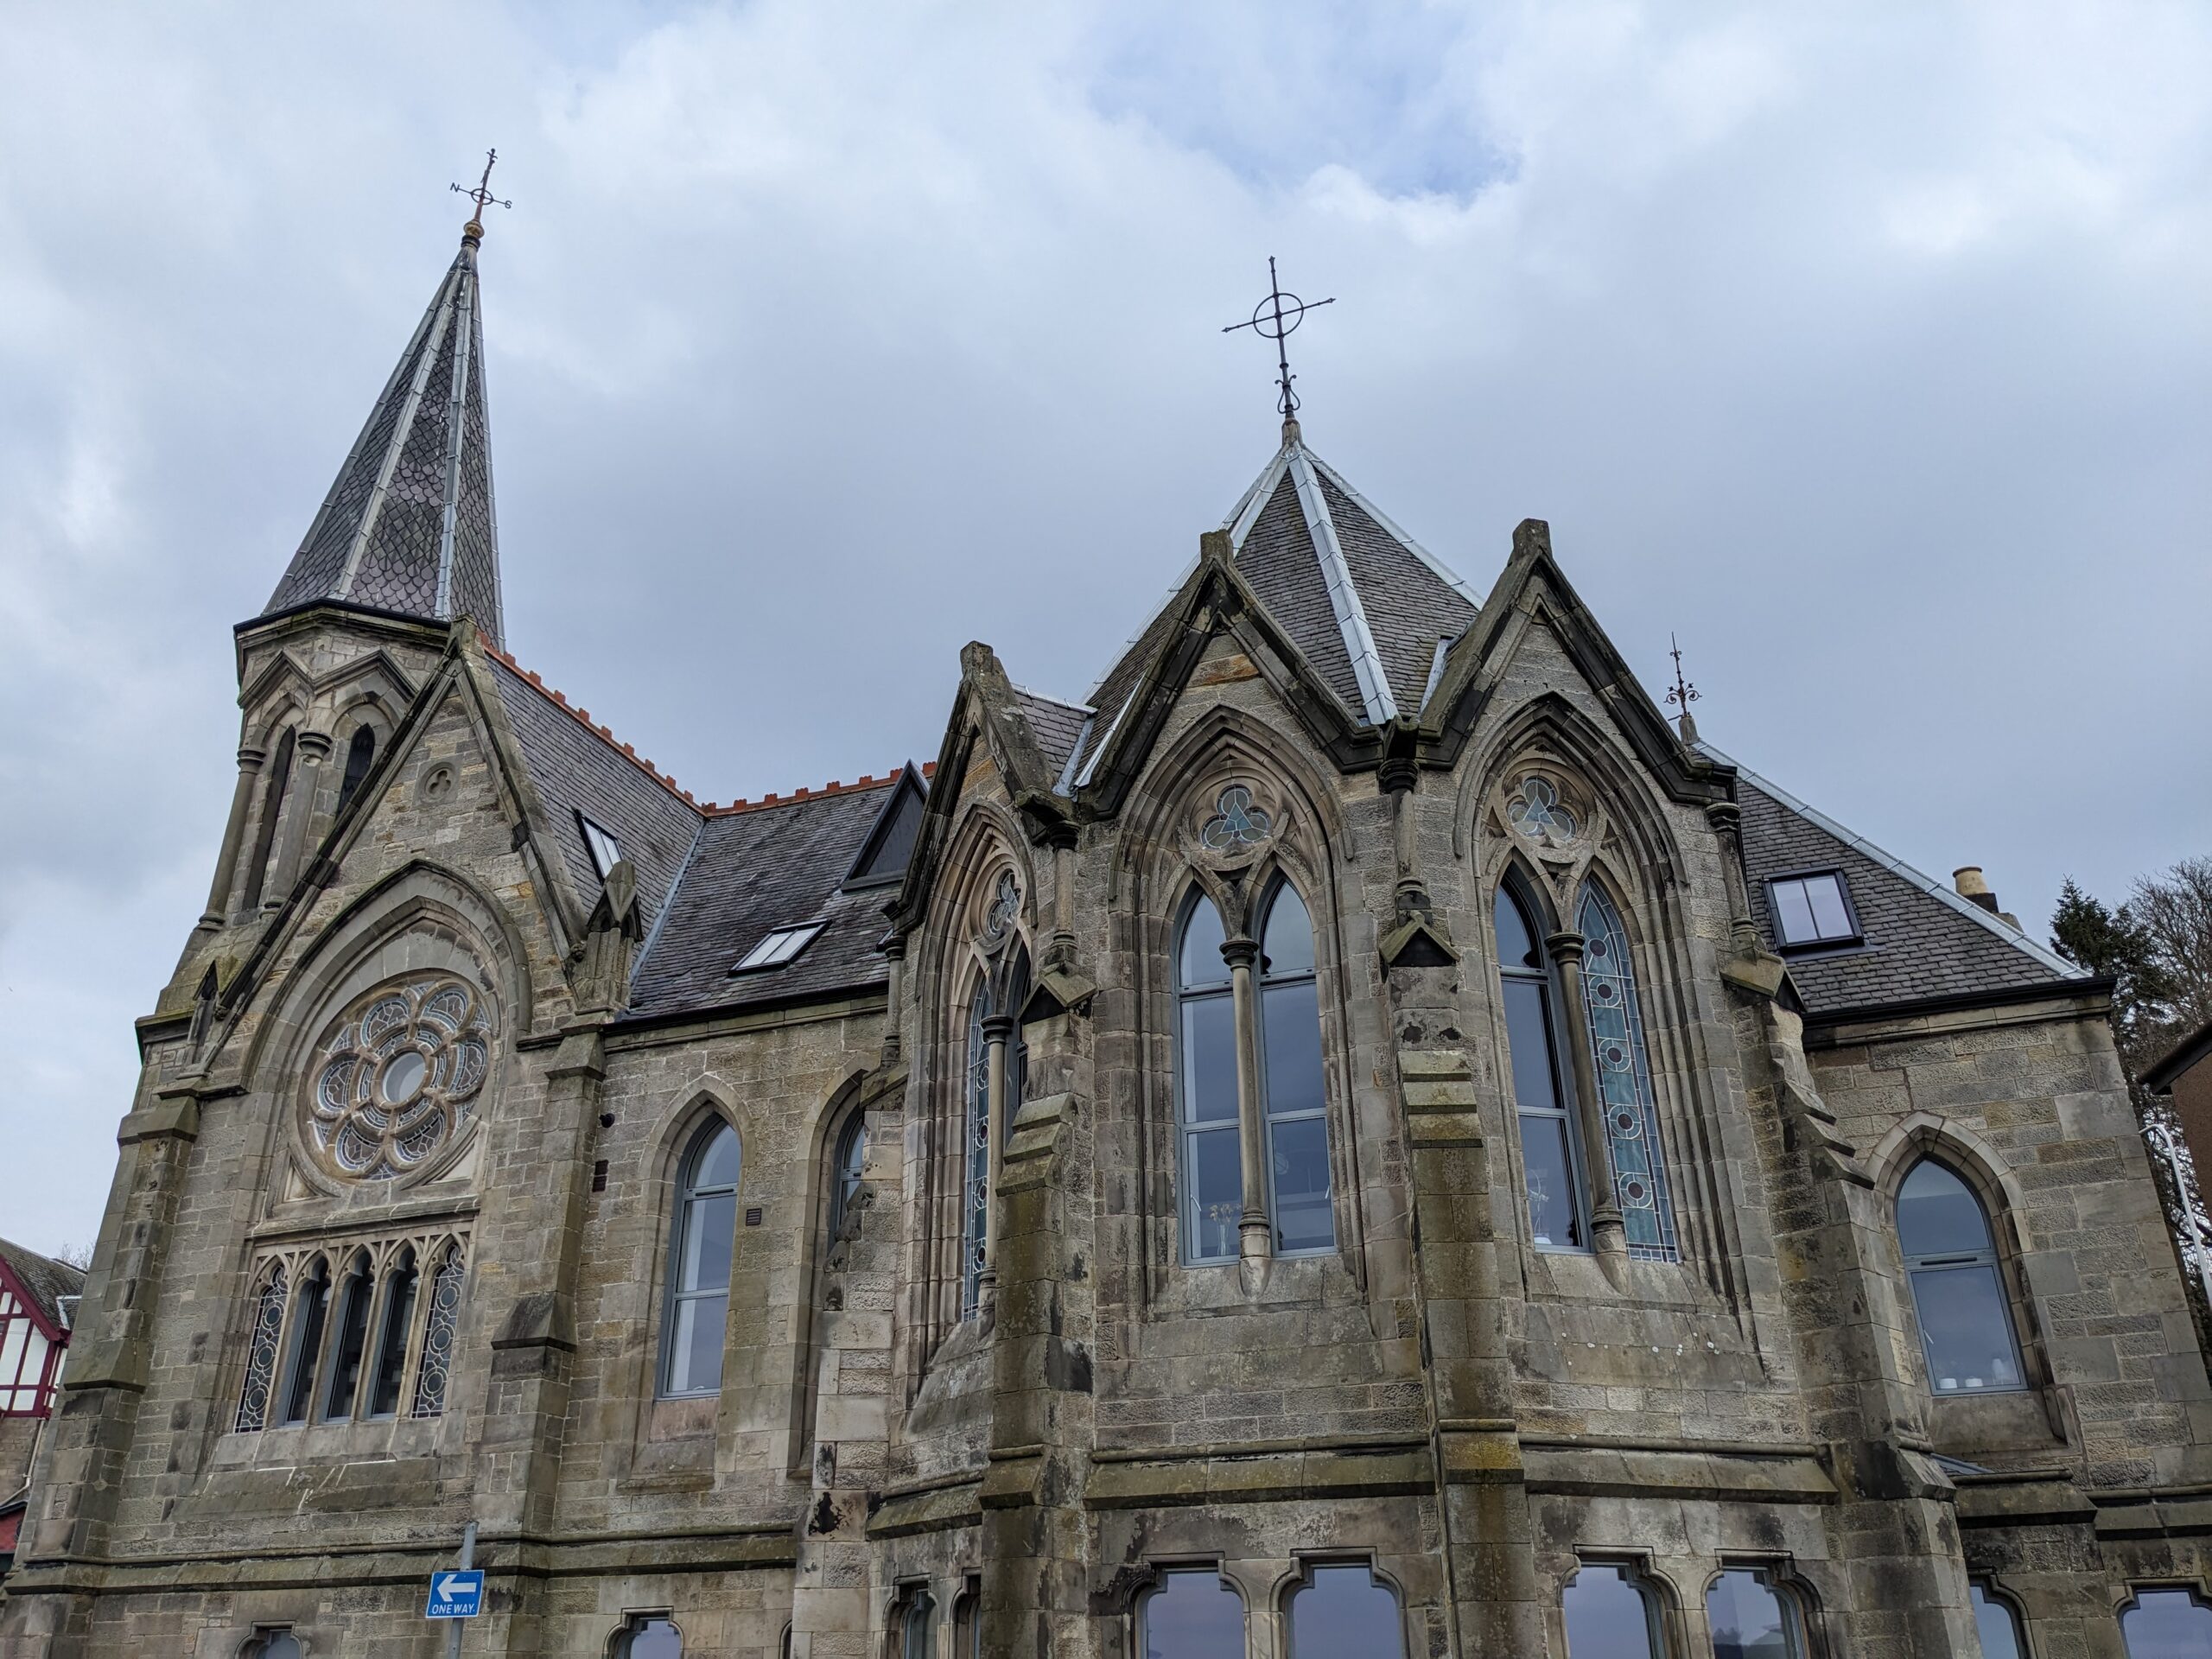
427;1522;482;1655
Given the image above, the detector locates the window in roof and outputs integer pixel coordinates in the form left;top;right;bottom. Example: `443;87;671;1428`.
579;815;623;880
1766;870;1861;950
732;922;826;974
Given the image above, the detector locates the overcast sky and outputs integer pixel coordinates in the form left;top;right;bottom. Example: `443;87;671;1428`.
3;2;2206;1256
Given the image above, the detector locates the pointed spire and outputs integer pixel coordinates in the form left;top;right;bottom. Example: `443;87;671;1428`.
260;193;505;646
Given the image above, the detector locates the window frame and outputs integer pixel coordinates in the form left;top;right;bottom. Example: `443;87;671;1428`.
578;813;624;882
276;1255;331;1427
730;920;826;975
1971;1580;2029;1659
1255;877;1335;1259
1706;1565;1809;1659
1135;1565;1247;1659
2120;1586;2212;1657
1172;887;1242;1268
829;1109;868;1240
658;1118;742;1399
1763;868;1863;952
1896;1154;2031;1398
1561;1558;1667;1659
1495;873;1593;1255
1282;1558;1408;1659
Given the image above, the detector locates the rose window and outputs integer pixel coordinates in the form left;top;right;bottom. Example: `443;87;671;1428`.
308;976;492;1181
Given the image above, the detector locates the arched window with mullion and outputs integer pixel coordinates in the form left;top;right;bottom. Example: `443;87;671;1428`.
661;1119;741;1397
1575;881;1679;1262
1174;890;1242;1265
1258;879;1332;1255
1496;878;1586;1251
960;949;1028;1317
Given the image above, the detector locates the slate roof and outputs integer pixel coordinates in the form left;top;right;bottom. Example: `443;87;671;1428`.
1010;686;1092;784
0;1238;85;1337
1719;749;2085;1016
262;237;504;647
1073;429;1480;779
486;654;703;938
627;786;900;1020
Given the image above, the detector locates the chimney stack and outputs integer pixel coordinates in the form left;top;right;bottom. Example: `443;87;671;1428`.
1954;866;2021;930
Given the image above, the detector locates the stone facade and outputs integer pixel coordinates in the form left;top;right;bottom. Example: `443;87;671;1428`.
6;231;2212;1659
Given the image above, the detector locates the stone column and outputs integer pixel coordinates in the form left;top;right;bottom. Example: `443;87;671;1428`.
1545;931;1625;1261
1222;936;1273;1278
1704;801;1764;959
1381;756;1427;920
976;1011;1014;1313
262;730;332;911
881;937;906;1065
197;745;264;931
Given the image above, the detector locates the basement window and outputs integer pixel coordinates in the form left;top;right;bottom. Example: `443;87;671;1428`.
579;815;623;880
1766;870;1860;950
732;922;825;974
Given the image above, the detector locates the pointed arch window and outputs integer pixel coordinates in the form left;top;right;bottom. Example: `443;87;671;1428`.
1173;877;1335;1266
830;1111;868;1239
277;1255;329;1426
365;1247;418;1418
1576;883;1679;1262
319;1252;375;1421
1897;1157;2025;1395
661;1120;741;1396
1496;880;1585;1250
234;1267;289;1432
410;1243;465;1418
337;723;377;811
962;950;1029;1316
241;727;296;911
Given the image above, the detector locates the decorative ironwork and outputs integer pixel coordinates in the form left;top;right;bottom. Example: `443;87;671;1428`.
1666;633;1700;735
1221;257;1337;422
1200;784;1274;853
306;975;493;1182
1506;777;1580;848
450;149;512;238
233;1268;288;1432
1578;884;1680;1262
410;1247;466;1418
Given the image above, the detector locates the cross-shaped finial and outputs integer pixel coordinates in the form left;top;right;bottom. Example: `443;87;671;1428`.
1666;633;1701;741
1222;257;1335;439
451;149;512;242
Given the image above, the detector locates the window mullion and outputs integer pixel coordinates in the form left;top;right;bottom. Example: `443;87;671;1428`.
1224;936;1270;1270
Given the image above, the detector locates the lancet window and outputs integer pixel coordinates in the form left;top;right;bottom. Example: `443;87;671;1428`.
1897;1156;2025;1395
236;1233;467;1433
962;948;1029;1316
1496;879;1585;1251
1172;875;1334;1265
336;722;377;812
1576;883;1678;1262
661;1119;741;1396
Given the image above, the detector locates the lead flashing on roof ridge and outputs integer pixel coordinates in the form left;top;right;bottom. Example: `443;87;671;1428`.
1056;714;1096;796
1076;685;1139;791
1700;742;2079;981
1302;448;1484;608
1225;447;1294;548
1286;446;1397;727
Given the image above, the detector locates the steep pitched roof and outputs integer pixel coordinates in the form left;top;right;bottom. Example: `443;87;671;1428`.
262;235;504;646
1073;426;1480;779
0;1238;85;1338
1716;747;2085;1016
626;785;906;1020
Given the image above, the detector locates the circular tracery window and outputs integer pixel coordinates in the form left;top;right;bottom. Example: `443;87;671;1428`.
306;975;493;1181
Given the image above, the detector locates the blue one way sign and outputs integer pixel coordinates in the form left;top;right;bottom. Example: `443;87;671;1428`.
426;1569;485;1619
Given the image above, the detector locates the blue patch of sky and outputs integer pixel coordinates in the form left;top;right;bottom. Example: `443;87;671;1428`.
1077;3;1515;202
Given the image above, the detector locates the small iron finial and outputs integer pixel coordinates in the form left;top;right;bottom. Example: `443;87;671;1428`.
1222;257;1335;442
451;149;512;243
1666;633;1701;741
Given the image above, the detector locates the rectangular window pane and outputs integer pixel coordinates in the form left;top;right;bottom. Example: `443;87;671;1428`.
682;1194;737;1293
1912;1264;2023;1391
1771;879;1817;944
1522;1112;1580;1249
1186;1127;1243;1262
1180;993;1237;1124
1805;874;1853;938
1262;980;1324;1117
670;1292;727;1394
1268;1116;1335;1253
1503;979;1560;1111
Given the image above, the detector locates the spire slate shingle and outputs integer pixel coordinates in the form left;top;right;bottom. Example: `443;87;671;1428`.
262;238;504;645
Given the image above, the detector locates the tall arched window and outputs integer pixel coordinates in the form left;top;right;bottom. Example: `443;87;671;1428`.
2122;1588;2212;1656
961;951;1029;1315
1576;883;1679;1262
234;1266;288;1432
1973;1583;2027;1659
241;727;296;911
1259;880;1332;1255
1563;1562;1662;1658
1708;1568;1806;1659
320;1251;375;1421
830;1111;868;1238
1897;1157;2025;1395
661;1120;741;1396
410;1243;465;1419
902;1589;938;1659
365;1246;418;1418
1175;892;1241;1265
1287;1563;1404;1658
1139;1569;1244;1659
277;1255;329;1426
1496;879;1585;1251
336;723;378;811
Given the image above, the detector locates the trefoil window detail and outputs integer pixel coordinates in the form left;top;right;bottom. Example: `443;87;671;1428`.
1200;784;1273;852
1577;884;1679;1262
1506;776;1578;847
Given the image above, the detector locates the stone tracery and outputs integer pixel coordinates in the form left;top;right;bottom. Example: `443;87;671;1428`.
305;973;493;1182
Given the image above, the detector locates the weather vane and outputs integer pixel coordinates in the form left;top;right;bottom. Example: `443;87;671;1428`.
451;149;512;240
1222;257;1335;429
1666;632;1701;740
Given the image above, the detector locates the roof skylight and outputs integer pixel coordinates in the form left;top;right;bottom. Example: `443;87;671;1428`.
579;816;623;880
1768;871;1860;949
732;922;825;974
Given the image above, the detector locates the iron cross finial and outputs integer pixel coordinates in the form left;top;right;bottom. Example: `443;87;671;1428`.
451;149;512;242
1666;633;1702;740
1222;257;1335;437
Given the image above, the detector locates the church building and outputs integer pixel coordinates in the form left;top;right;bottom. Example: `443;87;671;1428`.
8;201;2212;1659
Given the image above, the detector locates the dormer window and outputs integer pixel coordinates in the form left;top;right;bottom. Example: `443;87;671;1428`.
579;815;623;880
732;922;825;974
1766;869;1860;950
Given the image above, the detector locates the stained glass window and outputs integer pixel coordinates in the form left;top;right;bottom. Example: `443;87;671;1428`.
234;1267;288;1432
411;1246;465;1418
1576;883;1679;1262
1897;1159;2025;1395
